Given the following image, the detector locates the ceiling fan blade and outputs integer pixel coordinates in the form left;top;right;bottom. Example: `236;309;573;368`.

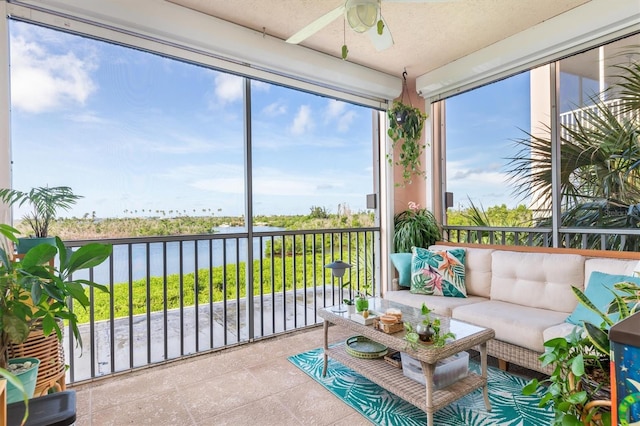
367;17;393;51
286;5;346;45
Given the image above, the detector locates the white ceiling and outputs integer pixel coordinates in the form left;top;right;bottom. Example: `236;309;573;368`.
166;0;591;80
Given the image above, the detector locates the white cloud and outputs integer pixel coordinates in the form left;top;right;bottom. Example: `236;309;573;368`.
10;33;97;113
290;105;314;135
325;99;346;119
213;73;243;105
324;99;356;132
262;101;287;117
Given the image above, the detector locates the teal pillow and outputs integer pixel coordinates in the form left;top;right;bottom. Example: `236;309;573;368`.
566;271;640;326
390;253;412;288
410;247;467;297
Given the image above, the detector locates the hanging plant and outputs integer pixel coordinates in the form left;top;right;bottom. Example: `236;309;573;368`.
387;70;428;186
387;100;428;186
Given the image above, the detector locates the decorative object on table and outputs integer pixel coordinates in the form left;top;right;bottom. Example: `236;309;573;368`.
387;71;428;187
288;347;554;426
0;186;81;254
345;335;388;359
0;223;111;411
373;308;404;333
403;303;454;349
324;260;352;313
393;201;441;253
350;311;379;326
522;277;640;425
355;283;371;313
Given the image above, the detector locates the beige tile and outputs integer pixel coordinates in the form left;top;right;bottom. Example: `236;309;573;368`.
246;357;311;395
86;369;178;413
202;395;299;426
179;368;272;422
90;389;193;425
273;381;357;425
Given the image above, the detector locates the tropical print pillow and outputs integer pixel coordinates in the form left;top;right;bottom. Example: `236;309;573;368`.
410;247;467;297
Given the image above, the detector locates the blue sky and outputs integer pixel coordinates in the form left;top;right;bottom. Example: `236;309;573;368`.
445;72;531;210
8;20;529;220
8;21;375;219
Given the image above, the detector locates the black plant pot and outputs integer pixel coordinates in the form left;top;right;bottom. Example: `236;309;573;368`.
395;110;408;124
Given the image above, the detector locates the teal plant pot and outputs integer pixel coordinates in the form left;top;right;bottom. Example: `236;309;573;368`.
355;297;369;313
6;357;40;404
16;237;56;254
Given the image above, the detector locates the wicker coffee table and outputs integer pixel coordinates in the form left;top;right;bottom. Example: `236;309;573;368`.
318;298;495;426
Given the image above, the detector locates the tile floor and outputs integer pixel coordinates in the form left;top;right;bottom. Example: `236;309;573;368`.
70;325;542;425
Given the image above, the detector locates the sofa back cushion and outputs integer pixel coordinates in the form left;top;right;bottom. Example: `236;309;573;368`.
584;258;640;285
429;245;493;298
490;250;584;313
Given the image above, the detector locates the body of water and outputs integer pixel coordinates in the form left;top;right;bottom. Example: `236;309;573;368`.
74;226;285;284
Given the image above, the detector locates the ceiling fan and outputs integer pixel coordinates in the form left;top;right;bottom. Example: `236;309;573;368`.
286;0;452;56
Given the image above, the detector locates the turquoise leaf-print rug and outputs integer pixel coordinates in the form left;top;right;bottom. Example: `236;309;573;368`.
288;347;552;425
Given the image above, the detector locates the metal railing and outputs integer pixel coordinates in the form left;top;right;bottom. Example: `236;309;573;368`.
63;227;380;384
443;225;640;251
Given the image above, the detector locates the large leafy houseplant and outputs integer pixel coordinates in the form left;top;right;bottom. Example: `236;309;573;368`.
0;223;111;369
0;186;82;239
387;101;428;186
393;202;441;253
523;280;640;425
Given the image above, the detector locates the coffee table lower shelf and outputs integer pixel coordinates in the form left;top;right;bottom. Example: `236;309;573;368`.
327;343;486;414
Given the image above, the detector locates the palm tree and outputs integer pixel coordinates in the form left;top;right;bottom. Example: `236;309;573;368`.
505;58;640;249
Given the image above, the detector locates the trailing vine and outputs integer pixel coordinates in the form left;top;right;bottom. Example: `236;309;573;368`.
387;96;428;186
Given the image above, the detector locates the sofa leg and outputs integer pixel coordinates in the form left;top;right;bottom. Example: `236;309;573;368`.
498;359;508;371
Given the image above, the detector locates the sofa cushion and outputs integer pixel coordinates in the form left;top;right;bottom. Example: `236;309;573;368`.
390;253;412;288
543;322;581;343
384;290;488;316
410;247;467;297
566;271;640;326
430;245;493;298
584;258;640;284
490;251;584;313
452;300;569;352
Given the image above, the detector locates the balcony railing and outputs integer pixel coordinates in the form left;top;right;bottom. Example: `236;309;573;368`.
444;225;640;251
62;227;380;384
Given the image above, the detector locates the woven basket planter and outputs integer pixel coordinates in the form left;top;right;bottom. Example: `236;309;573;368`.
7;322;66;396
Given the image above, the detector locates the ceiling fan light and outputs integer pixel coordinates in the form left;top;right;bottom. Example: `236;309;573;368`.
345;0;379;33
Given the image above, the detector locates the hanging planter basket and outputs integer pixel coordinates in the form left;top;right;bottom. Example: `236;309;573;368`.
386;71;428;187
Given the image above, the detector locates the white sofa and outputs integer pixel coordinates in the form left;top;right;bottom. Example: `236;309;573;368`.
384;243;640;374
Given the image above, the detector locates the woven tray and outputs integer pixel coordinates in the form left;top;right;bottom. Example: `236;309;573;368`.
345;335;388;359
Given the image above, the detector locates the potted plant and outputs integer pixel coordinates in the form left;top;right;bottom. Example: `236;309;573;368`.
404;303;455;349
393;201;441;253
387;100;428;186
355;283;371;313
0;223;111;405
0;186;82;254
523;280;640;425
